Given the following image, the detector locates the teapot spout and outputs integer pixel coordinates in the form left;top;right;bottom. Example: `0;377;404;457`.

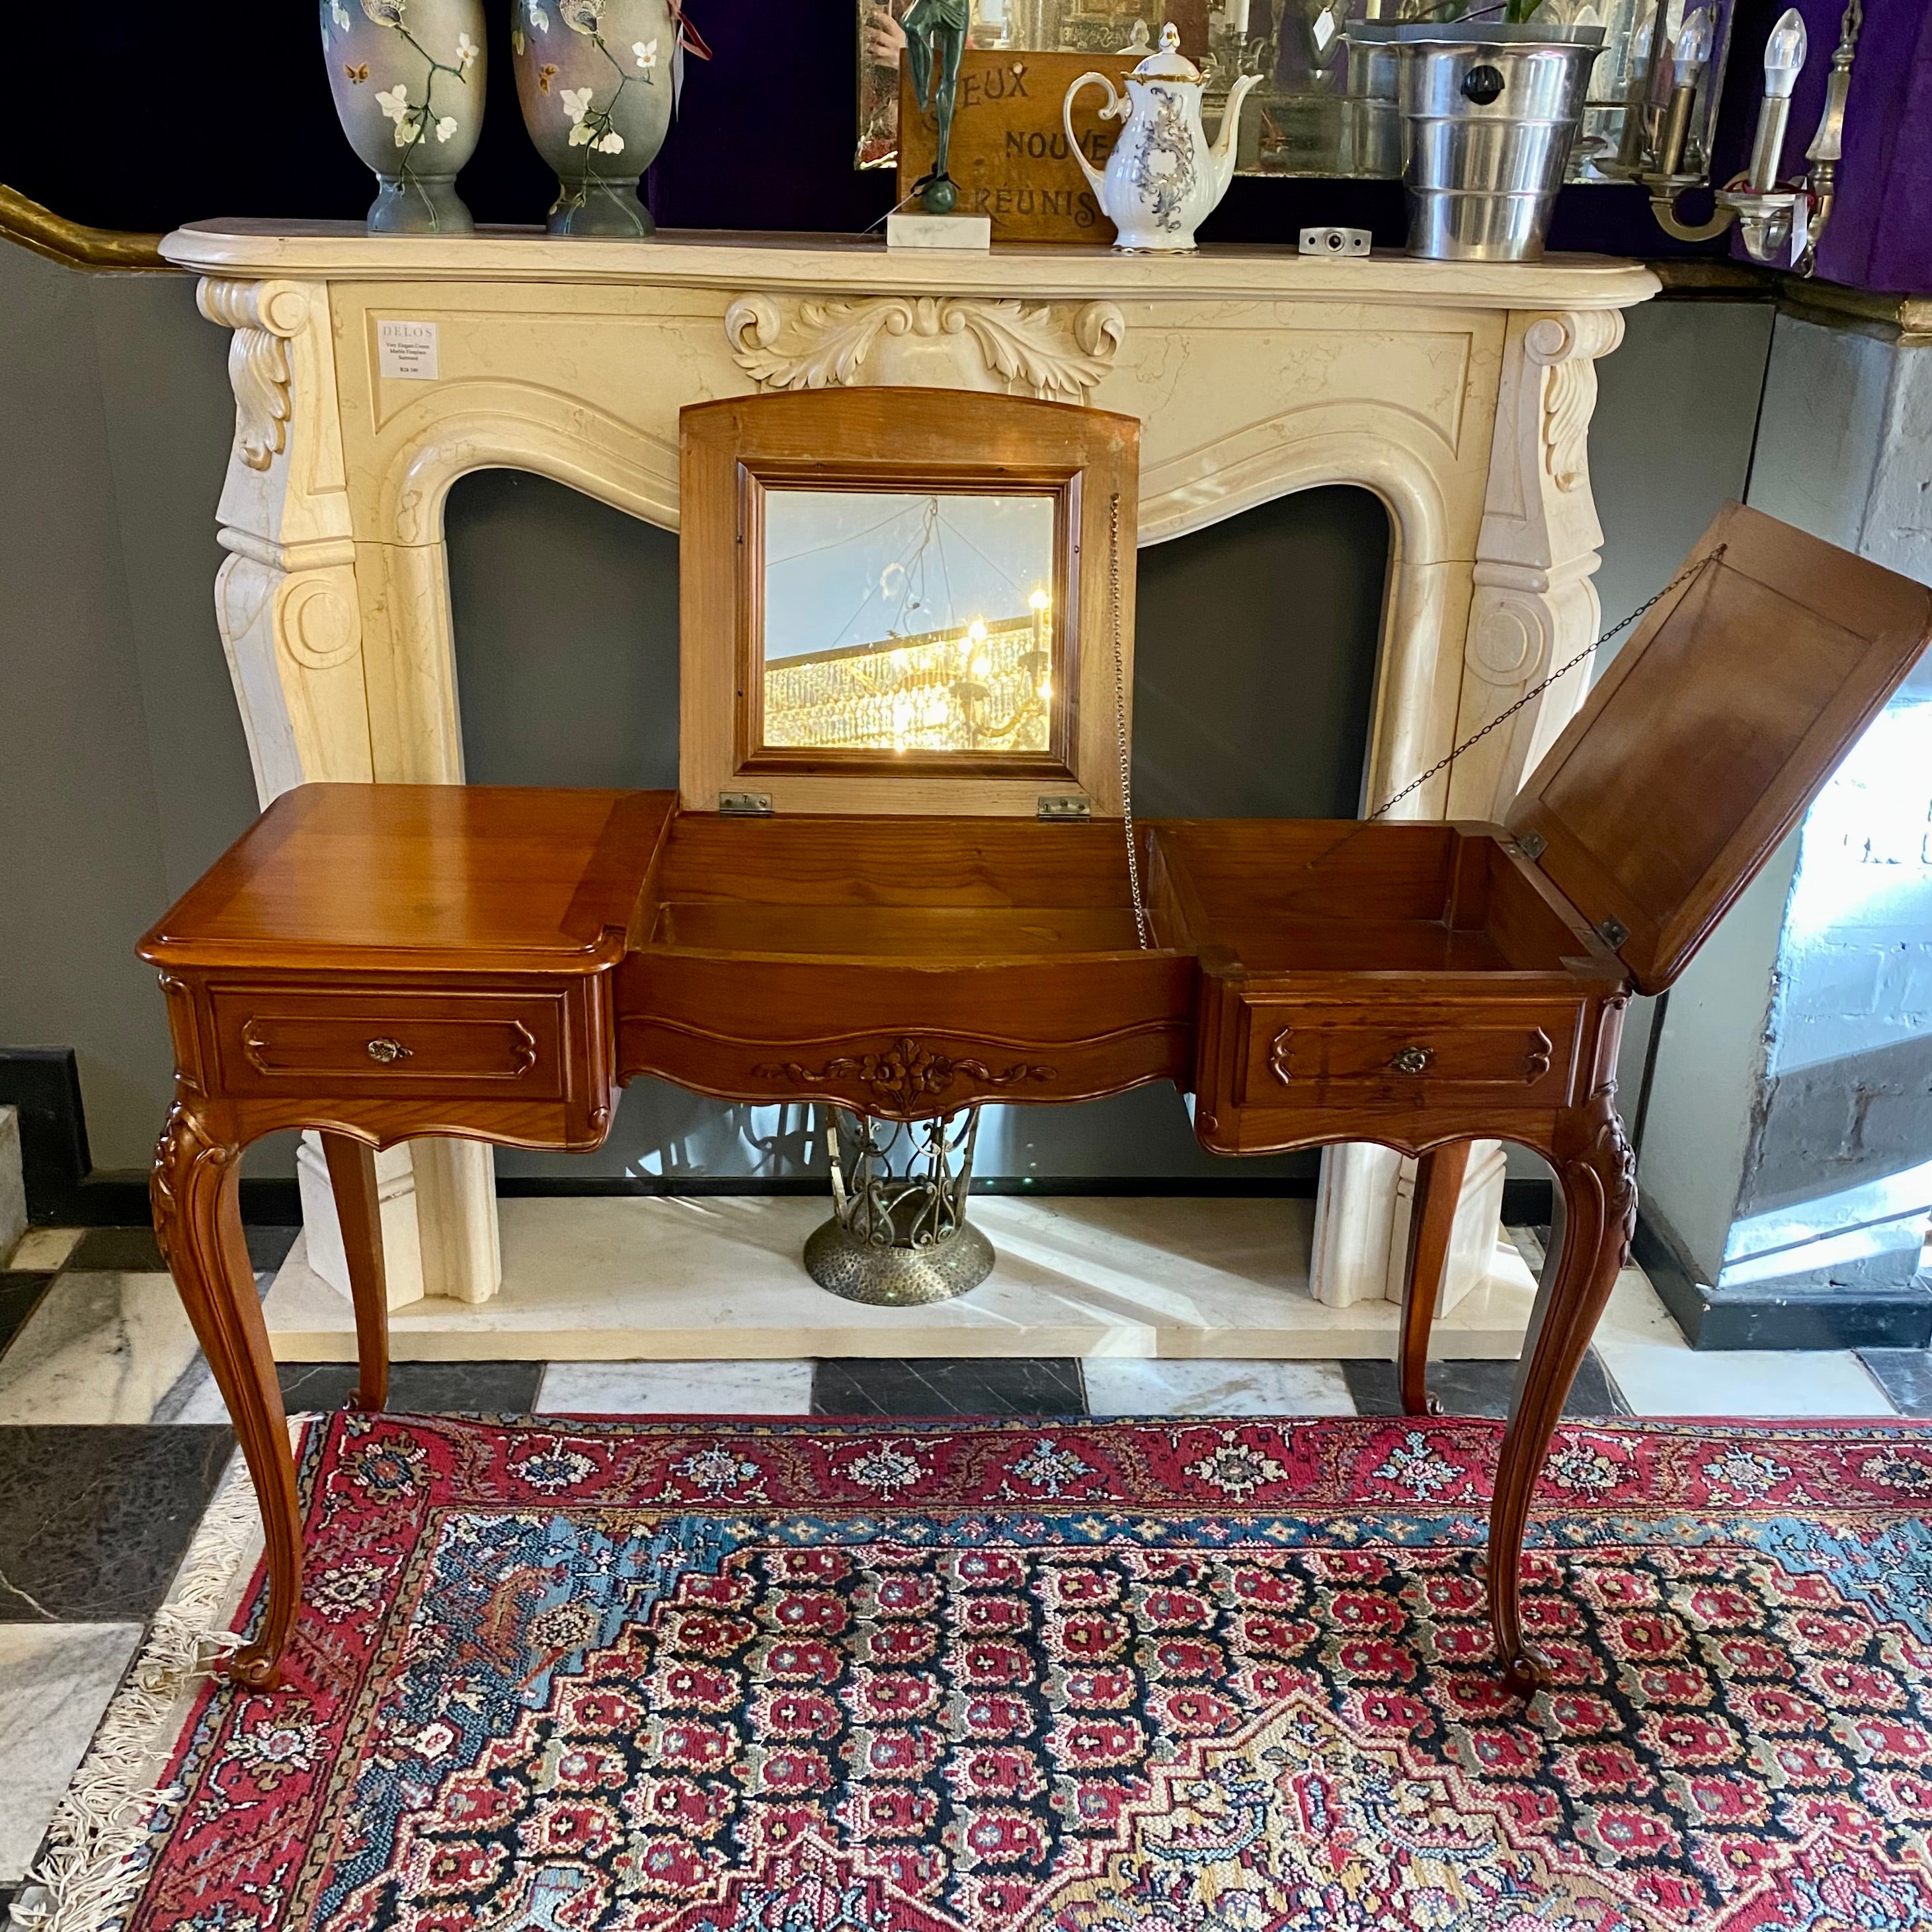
1209;73;1260;203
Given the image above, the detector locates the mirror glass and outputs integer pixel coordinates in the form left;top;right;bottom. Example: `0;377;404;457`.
856;1;1716;188
761;489;1059;756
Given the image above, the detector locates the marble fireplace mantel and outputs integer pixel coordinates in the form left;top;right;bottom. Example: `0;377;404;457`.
161;218;1657;1334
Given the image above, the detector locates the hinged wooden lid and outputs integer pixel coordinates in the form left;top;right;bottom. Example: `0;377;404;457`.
1507;502;1932;996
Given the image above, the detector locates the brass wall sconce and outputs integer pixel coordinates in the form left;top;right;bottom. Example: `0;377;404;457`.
1641;1;1864;274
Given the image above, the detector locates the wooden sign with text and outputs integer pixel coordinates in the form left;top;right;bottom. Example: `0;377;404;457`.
898;51;1138;244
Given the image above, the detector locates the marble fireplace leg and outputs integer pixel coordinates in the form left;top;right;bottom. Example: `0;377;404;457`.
198;273;502;1308
1310;1143;1507;1310
1312;309;1625;1315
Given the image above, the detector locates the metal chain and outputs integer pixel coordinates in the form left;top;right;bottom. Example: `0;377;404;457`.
1369;544;1727;821
1109;491;1152;947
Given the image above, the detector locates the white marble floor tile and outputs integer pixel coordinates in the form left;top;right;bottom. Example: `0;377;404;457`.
1082;1357;1357;1418
0;1623;141;1882
3;1227;83;1273
1592;1268;1896;1418
267;1199;1543;1363
0;1271;217;1425
536;1359;816;1416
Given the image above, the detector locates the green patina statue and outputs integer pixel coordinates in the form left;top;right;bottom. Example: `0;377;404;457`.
903;0;970;214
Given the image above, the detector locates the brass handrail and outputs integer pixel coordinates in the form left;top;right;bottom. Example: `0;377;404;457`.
1;185;169;271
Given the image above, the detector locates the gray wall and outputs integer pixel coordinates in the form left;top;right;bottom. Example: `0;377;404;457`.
0;245;268;1172
1585;296;1777;1135
0;251;1777;1186
1638;834;1801;1277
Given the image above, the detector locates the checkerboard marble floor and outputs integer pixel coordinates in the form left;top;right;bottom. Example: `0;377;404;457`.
0;1217;1912;1910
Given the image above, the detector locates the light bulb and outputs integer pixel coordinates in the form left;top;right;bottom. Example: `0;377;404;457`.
1627;0;1654;73
1028;588;1050;612
1671;7;1711;87
1763;7;1806;98
972;656;990;678
967;618;988;642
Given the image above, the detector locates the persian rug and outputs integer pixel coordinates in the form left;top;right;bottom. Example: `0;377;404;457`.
79;1412;1932;1931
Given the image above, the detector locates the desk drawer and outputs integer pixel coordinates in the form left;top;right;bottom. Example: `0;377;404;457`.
212;990;565;1099
1235;998;1578;1108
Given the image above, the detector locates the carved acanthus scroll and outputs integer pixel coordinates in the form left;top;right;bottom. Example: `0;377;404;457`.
198;278;313;472
724;294;1126;402
1523;310;1625;495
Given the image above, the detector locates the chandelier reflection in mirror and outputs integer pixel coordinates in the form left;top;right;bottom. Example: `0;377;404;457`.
760;488;1057;758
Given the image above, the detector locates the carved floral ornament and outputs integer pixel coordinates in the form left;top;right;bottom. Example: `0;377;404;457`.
755;1035;1056;1114
723;292;1126;402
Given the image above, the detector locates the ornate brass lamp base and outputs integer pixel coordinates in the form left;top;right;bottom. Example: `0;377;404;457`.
802;1106;995;1307
803;1215;995;1307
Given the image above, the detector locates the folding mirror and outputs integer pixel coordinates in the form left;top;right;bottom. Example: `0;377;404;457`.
680;387;1140;817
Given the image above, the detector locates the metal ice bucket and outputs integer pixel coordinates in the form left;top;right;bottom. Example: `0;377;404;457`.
1373;23;1604;262
1338;35;1402;179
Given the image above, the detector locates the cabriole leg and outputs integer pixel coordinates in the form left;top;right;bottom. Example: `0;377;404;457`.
1488;1094;1636;1697
1399;1140;1472;1416
151;1100;303;1691
321;1131;390;1410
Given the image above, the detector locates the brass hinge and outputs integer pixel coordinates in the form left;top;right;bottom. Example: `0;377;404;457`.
1037;794;1091;821
1515;830;1547;862
718;791;773;817
1597;915;1630;950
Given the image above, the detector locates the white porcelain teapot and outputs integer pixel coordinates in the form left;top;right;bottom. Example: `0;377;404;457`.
1064;24;1260;253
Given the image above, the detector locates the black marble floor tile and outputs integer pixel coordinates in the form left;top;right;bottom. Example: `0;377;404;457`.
246;1223;302;1273
1342;1348;1628;1422
0;1426;233;1621
68;1225;166;1273
1858;1349;1932;1418
275;1359;545;1416
813;1358;1088;1418
64;1222;295;1284
0;1275;56;1360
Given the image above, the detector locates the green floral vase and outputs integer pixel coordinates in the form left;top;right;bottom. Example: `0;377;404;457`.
321;0;486;234
512;0;678;236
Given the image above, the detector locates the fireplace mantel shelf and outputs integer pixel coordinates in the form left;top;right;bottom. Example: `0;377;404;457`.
164;220;1656;311
169;212;1656;1332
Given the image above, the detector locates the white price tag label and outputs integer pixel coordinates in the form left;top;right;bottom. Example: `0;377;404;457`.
378;319;440;381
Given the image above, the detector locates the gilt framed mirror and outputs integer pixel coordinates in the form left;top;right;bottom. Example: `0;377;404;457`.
680;387;1140;817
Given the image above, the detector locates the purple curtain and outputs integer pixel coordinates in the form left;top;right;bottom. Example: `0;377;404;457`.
1813;0;1932;291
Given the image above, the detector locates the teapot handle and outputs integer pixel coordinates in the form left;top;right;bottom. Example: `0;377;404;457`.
1063;72;1118;201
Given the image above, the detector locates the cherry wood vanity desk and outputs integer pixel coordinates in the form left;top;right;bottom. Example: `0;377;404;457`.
142;453;1931;1695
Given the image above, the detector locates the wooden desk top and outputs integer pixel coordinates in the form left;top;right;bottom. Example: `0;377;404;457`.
139;785;674;975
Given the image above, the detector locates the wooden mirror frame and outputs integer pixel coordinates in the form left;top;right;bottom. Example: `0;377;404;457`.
680;387;1141;817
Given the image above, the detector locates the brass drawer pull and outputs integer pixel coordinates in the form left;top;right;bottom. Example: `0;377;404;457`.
366;1037;411;1065
1389;1045;1435;1076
